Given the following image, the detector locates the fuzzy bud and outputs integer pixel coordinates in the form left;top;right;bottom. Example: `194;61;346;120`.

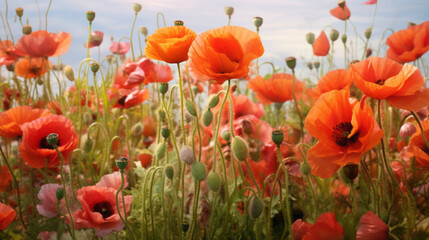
179;145;195;165
156;143;166;160
329;29;339;42
139;26;148;36
56;187;64;201
16;7;24;18
399;122;417;138
133;3;142;13
131;122;144;137
159;82;168;95
285;57;296;70
364;28;372;39
83;137;93;153
164;164;174;179
231;136;249;161
115;156;128;171
313;61;320;69
248;196;263;218
224;6;234;17
185;100;197;117
272;130;284;146
300;161;311;175
222;131;231;142
306;32;315;45
161;127;170;139
253;17;263;28
86;11;96;22
202;110;213;127
174;20;184;26
63;65;75;81
343;163;359;182
207;171;221;192
191;162;206;182
207;95;220;109
341;34;347;44
22;25;32;35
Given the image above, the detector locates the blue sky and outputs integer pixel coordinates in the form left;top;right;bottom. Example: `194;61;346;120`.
2;0;429;79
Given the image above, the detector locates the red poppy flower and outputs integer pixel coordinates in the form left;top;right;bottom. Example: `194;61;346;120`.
363;0;377;4
84;31;104;48
14;30;71;57
110;41;130;55
356;211;388;240
126;58;173;86
292;219;312;240
386;21;429;63
247;73;304;105
408;119;429;168
0;166;12;191
311;69;352;100
0;203;16;230
313;31;330;56
112;88;150;109
350;56;429;111
19;115;79;168
188;25;264;85
302;212;345;240
0;40;19;65
304;89;383;178
15;57;50;78
69;185;132;237
0;105;52;138
145;26;197;64
330;3;351;21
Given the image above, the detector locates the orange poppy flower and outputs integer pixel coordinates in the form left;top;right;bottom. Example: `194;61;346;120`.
0;105;52;138
311;69;352;100
15;57;50;78
356;211;388;240
145;26;197;64
0;166;12;191
14;30;71;57
302;212;345;240
313;31;330;57
350;56;429;111
0;203;16;230
408;119;429;168
188;26;264;85
386;21;429;63
330;3;351;21
247;73;304;105
19;115;78;168
0;40;19;65
304;89;383;178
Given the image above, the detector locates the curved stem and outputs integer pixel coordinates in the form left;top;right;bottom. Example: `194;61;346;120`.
4;0;14;43
411;111;429;149
130;13;138;61
116;170;136;240
45;0;53;30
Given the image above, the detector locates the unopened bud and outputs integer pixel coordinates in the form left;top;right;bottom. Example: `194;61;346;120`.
314;61;320;69
285;57;296;70
16;7;24;18
63;65;75;81
341;34;347;44
231;136;249;161
83;137;93;153
330;29;339;42
185;100;197;117
207;95;220;109
253;17;263;28
242;119;253;135
131;122;144;137
179;145;195;165
139;26;148;36
300;161;311;175
248;196;263;218
366;48;373;58
207;171;221;192
161;127;170;139
224;6;234;17
22;24;32;35
133;3;142;13
343;163;359;182
399;122;417;138
86;11;96;22
164;164;174;179
191;161;206;182
156;143;166;159
364;28;372;39
306;33;315;45
202;110;213;127
222;131;231;142
56;187;64;201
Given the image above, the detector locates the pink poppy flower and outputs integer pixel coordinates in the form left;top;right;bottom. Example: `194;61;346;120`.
110;41;130;55
37;183;65;218
363;0;377;5
84;31;104;48
96;171;128;190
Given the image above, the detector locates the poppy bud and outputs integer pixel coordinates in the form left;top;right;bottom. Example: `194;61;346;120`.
248;196;264;218
139;26;148;36
285;57;296;70
156;143;166;159
366;48;373;58
341;34;347;44
185;100;197;117
191;161;206;182
158;110;166;122
330;29;339;42
115;156;129;171
16;7;24;18
46;133;59;147
343;163;359;182
253;17;263;28
159;82;168;95
90;63;99;73
133;3;142;13
231;136;249;161
224;6;234;17
56;187;64;201
161;127;170;139
86;11;96;22
207;95;220;109
222;131;231;142
306;62;313;70
300;161;311;175
164;164;174;179
272;130;284;146
131;122;144;137
174;20;184;26
202;109;213;127
6;64;14;72
179;145;195;165
364;28;372;39
399;122;417;138
306;32;315;45
241;119;253;135
337;0;346;8
207;171;221;192
63;65;75;81
408;22;416;27
313;61;320;69
83;137;93;153
192;86;199;95
22;24;32;35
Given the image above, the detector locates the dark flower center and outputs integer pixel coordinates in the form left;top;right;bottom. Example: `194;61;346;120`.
331;122;360;147
117;96;127;106
93;201;114;219
421;145;429;155
39;137;60;149
375;79;386;85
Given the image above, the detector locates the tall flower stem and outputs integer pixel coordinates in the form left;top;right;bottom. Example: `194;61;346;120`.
130;12;138;61
213;80;231;171
177;63;187;145
291;69;304;141
276;145;292;240
116;169;136;240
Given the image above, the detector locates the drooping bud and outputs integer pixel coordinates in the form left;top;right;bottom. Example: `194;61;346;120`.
191;162;206;182
341;34;347;44
90;63;99;73
221;131;231;142
174;20;184;26
179;145;195;165
300;161;311;175
272;130;284;146
248;196;264;218
202;110;213;127
285;57;296;70
115;156;129;170
56;187;64;201
366;48;373;58
16;7;24;18
63;65;75;81
342;163;359;182
131;122;144;137
313;61;320;69
224;6;234;17
253;17;263;28
46;133;59;147
207;171;221;192
231;136;249;161
139;26;148;37
164;164;174;179
133;3;142;13
329;29;339;42
306;32;315;45
86;11;96;23
207;95;220;109
306;62;313;70
161;127;170;139
364;28;372;39
159;82;168;95
185;100;197;117
156;143;166;159
22;24;32;35
399;122;417;138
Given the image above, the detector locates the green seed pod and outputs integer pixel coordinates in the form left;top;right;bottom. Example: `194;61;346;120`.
90;63;99;73
22;24;32;35
161;127;170;139
46;133;59;147
248;196;263;218
159;82;168;95
365;28;372;39
207;95;220;109
272;130;284;146
342;163;359;182
341;34;347;44
202;109;213;127
306;32;315;45
56;187;64;201
83;137;93;153
174;20;184;26
115;156;128;171
300;161;311;175
133;3;142;13
253;17;263;28
314;61;320;69
224;6;234;17
191;162;206;182
156;143;166;160
329;29;339;42
185;100;197;117
15;7;24;18
285;57;296;70
231;136;249;161
86;11;95;22
164;164;174;179
207;171;221;192
221;131;231;142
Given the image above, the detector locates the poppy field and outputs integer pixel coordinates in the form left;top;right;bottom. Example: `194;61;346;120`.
0;0;429;239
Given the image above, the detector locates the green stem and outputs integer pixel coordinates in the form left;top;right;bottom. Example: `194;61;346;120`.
411;111;429;149
177;63;187;145
276;145;292;240
291;69;304;141
213;81;231;172
130;13;138;61
45;0;53;30
116;170;136;240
